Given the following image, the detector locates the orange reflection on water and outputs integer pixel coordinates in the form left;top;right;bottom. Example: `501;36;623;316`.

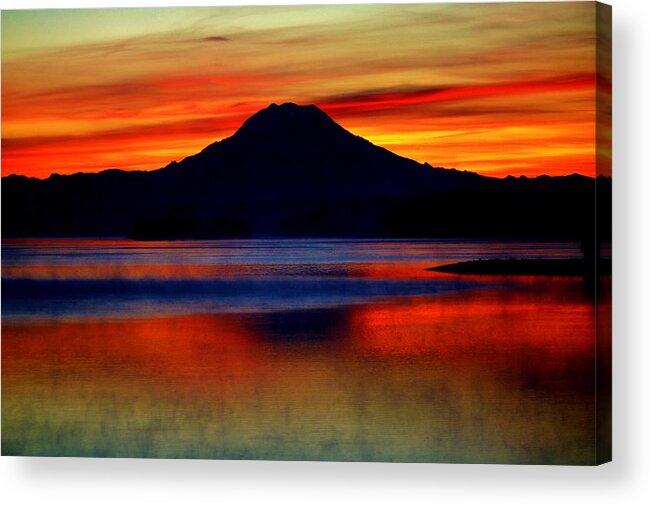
3;314;272;387
2;264;240;280
1;262;433;280
2;276;603;463
348;277;594;357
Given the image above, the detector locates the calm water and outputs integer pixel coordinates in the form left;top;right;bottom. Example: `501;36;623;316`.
2;239;602;463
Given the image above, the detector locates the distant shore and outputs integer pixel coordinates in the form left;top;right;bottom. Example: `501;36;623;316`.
427;258;612;277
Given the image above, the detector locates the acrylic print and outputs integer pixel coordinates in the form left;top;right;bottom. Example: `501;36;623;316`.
1;2;611;464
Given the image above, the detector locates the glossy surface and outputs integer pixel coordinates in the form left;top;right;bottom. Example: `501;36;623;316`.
2;239;600;463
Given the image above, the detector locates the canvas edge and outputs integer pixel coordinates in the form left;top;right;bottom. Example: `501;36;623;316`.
595;0;612;466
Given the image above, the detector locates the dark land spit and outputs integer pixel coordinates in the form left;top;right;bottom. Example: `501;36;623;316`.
427;258;612;277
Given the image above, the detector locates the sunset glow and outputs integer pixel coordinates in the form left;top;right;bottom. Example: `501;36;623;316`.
1;3;609;178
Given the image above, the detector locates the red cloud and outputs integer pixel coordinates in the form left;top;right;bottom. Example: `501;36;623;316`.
317;74;596;116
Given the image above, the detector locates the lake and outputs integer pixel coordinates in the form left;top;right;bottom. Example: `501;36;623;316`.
1;238;604;463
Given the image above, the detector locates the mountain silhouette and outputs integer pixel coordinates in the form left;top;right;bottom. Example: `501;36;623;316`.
156;102;490;201
2;102;610;240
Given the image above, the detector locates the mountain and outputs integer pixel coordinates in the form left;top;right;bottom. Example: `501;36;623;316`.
1;102;610;239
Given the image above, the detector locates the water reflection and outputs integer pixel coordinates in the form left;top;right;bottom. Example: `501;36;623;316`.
1;239;601;463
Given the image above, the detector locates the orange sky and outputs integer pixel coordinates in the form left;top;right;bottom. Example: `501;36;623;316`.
1;3;610;179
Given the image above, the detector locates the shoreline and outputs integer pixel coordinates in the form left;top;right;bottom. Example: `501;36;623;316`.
427;258;612;277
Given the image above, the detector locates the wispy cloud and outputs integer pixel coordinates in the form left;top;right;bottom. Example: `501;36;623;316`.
202;35;230;43
318;75;595;116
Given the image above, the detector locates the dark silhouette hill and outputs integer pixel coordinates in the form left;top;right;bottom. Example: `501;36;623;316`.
1;102;611;240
